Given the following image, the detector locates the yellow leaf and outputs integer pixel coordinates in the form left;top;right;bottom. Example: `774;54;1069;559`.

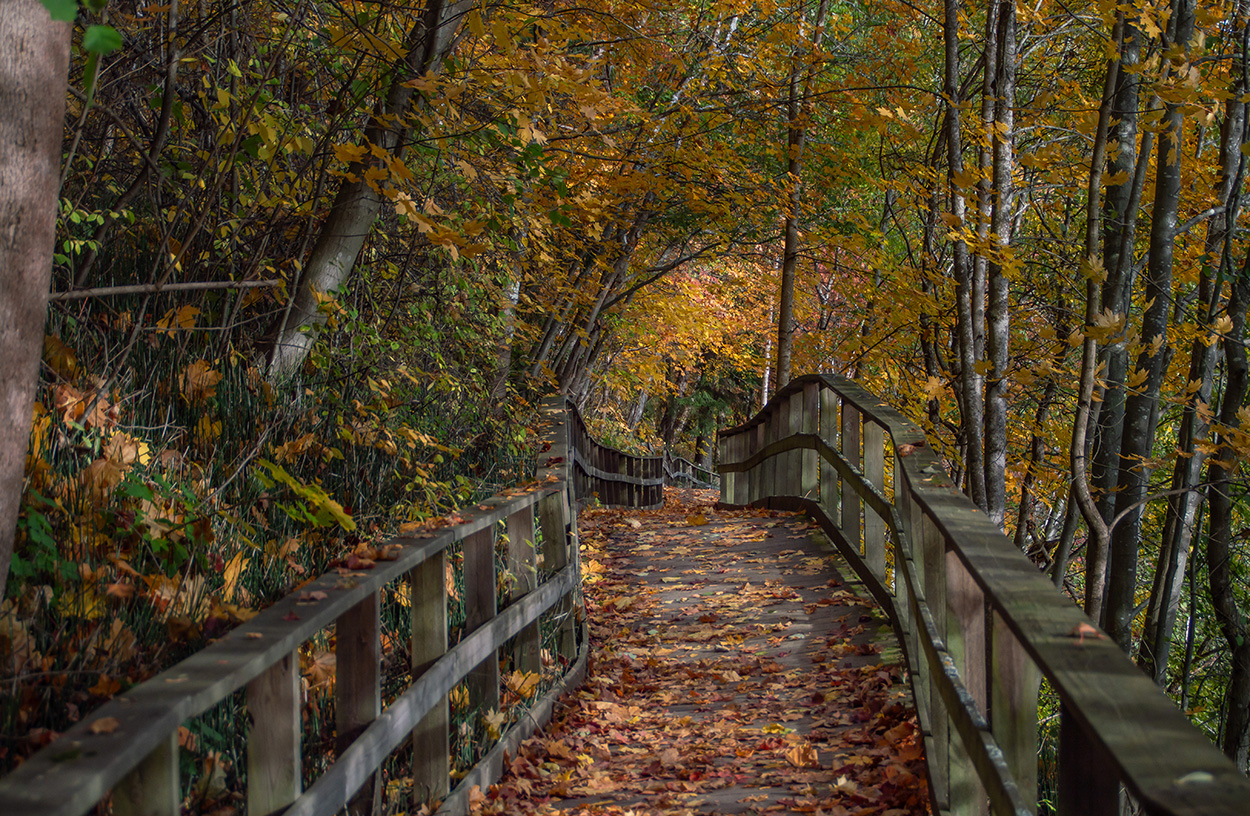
156;305;200;336
43;335;78;379
103;432;150;467
332;143;368;166
221;552;249;602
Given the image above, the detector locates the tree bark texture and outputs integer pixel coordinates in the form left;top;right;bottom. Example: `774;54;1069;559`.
0;1;71;602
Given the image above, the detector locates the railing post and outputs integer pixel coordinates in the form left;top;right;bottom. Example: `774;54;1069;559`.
753;419;766;504
820;387;838;519
247;650;301;816
719;435;731;503
991;611;1041;809
946;550;987;815
916;514;950;812
841;400;861;551
113;731;178;816
337;591;381;815
763;404;777;500
1059;704;1119;815
539;491;576;660
800;383;819;500
781;389;797;496
411;551;449;805
863;420;886;581
507;506;541;674
464;527;501;720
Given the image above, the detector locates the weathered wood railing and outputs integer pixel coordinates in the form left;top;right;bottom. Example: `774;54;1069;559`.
663;453;720;489
0;396;657;816
718;374;1250;816
567;401;664;508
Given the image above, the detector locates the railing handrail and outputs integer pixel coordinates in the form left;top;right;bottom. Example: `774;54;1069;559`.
662;453;720;488
717;373;1250;816
0;395;653;816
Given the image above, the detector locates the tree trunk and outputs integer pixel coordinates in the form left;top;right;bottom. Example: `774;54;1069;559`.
945;0;987;510
0;1;71;602
264;0;473;376
984;0;1015;527
1072;12;1124;621
1206;252;1250;769
1104;0;1194;649
774;0;829;391
1140;6;1246;681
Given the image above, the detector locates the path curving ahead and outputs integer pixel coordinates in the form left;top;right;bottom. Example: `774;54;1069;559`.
471;489;929;815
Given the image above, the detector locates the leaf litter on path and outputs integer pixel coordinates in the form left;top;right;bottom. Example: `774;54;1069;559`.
473;488;929;815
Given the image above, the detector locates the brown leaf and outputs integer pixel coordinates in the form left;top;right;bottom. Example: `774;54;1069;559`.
88;716;121;735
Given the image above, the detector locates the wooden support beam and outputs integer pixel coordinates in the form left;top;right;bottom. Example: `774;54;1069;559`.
337;592;381;816
863;420;886;582
841;402;861;551
247;651;302;816
507;506;542;675
990;611;1041;808
113;730;178;816
411;551;449;805
463;527;501;717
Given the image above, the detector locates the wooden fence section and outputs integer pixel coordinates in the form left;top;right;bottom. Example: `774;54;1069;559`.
717;374;1250;816
662;454;720;489
566;401;664;508
0;396;655;816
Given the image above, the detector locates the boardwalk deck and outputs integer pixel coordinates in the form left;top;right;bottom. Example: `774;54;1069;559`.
474;489;929;815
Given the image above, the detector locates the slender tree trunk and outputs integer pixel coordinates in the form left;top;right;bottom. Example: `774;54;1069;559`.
1091;21;1141;523
1207;252;1250;769
774;0;829;390
945;0;987;510
1104;0;1194;649
1140;9;1247;680
984;0;1016;527
264;0;473;376
0;1;71;602
1072;13;1125;621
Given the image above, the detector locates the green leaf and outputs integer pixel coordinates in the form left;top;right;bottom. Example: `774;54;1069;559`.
82;24;122;55
40;0;78;22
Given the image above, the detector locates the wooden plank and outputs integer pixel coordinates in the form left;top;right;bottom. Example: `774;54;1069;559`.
841;401;861;552
752;421;766;504
463;527;501;716
820;386;839;519
864;420;886;581
945;549;987;816
920;516;949;811
336;592;381;816
539;492;575;660
112;730;178;816
411;551;449;805
800;381;819;499
247;650;301;816
991;612;1041;809
507;506;542;674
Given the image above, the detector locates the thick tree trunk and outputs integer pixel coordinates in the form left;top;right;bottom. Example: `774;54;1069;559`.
264;0;473;376
0;2;71;602
1104;0;1194;649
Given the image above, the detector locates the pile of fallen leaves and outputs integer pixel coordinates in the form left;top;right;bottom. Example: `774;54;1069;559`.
470;488;930;815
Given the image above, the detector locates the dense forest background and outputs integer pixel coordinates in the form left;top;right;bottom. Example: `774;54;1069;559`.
3;0;1250;778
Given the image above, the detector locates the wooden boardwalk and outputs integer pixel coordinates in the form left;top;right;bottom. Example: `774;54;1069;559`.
473;489;929;815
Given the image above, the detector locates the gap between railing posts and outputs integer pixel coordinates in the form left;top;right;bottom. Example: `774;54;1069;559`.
715;373;1250;816
0;395;663;816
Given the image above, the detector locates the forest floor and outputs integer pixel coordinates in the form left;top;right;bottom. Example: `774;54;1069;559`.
468;488;930;815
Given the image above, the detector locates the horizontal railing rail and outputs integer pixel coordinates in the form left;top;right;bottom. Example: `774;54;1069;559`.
0;396;650;816
718;374;1250;816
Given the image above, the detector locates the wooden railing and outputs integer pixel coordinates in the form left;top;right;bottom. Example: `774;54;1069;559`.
566;402;663;508
0;396;657;816
718;374;1250;816
663;454;720;489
